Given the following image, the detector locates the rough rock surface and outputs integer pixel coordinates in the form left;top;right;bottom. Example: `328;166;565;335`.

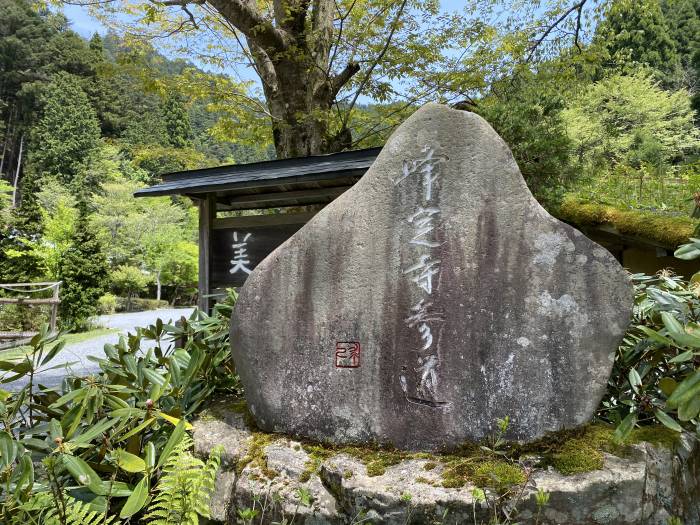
231;103;633;448
194;401;700;525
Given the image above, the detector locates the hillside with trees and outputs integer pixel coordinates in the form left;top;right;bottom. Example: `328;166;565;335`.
0;0;261;329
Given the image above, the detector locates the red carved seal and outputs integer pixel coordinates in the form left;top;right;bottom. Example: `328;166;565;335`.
335;342;361;368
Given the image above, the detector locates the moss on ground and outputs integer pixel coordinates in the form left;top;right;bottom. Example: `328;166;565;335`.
556;195;698;248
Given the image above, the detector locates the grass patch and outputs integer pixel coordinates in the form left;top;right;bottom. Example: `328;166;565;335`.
61;328;119;344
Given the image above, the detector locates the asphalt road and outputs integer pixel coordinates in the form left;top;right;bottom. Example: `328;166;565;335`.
5;307;194;391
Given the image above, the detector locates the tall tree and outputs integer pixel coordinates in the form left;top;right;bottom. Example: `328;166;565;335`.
161;93;193;148
595;0;682;87
30;72;101;189
58;206;109;329
561;71;700;171
70;0;594;158
661;0;700;121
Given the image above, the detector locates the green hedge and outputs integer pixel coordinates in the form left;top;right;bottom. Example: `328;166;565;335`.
115;296;169;313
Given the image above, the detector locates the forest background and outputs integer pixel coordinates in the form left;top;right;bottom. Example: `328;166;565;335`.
0;0;699;330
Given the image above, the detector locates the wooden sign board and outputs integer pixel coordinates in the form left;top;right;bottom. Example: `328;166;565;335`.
210;213;314;288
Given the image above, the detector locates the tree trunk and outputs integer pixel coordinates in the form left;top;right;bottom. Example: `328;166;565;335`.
11;134;24;208
206;0;359;158
156;271;162;302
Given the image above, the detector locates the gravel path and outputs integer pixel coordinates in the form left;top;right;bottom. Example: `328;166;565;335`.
6;307;194;390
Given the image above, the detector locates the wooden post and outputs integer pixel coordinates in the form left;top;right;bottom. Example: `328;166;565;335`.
198;195;215;313
49;282;60;333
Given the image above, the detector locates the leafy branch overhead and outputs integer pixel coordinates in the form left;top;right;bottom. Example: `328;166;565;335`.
58;0;607;157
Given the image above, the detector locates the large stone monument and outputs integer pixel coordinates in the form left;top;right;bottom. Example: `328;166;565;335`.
231;103;633;450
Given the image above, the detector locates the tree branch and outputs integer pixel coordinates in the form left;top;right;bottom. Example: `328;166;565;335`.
326;61;360;101
525;0;588;63
205;0;289;52
341;0;408;129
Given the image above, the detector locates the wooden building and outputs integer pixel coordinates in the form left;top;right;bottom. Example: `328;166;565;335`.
135;147;380;311
136;146;696;311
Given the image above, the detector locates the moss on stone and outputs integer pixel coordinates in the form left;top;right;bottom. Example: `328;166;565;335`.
439;456;528;493
203;396;682;484
227;397;259;430
551;441;605;475
301;442;412;478
628;426;680;449
441;457;478;488
415;476;433;485
472;461;527;492
362;449;407;476
515;424;623;476
556;196;698;248
237;432;278;479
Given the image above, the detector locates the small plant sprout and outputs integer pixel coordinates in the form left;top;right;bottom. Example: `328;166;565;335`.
296;487;312;507
481;416;512;456
400;491;415;524
471;487;486;525
535;488;550;525
471;487;486;503
237;507;259;524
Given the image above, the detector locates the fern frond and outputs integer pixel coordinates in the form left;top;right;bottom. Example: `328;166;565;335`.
144;436;222;525
65;497;116;525
10;490;115;525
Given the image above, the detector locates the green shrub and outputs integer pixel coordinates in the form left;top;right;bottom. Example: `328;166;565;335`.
115;296;169;312
0;303;49;332
97;292;118;315
0;296;236;523
598;272;700;439
110;265;152;311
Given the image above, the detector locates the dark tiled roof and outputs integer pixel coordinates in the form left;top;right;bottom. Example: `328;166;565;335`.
134;147;381;198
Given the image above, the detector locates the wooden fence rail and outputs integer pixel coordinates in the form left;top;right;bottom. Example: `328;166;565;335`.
0;281;61;350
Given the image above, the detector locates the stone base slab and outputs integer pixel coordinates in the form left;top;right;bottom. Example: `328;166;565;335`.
195;399;699;525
